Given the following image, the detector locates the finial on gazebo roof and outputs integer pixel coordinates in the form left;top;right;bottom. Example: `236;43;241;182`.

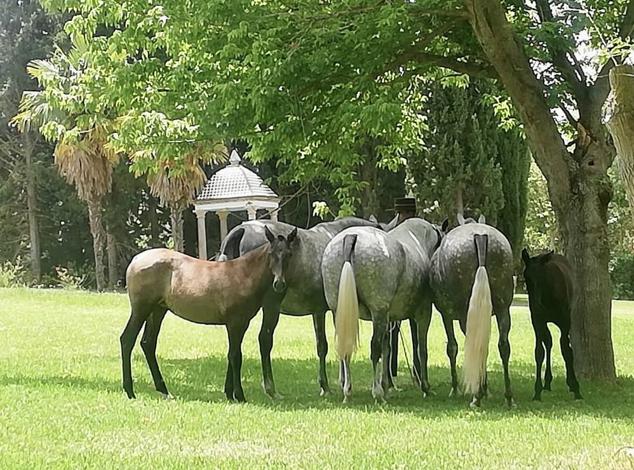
229;150;241;166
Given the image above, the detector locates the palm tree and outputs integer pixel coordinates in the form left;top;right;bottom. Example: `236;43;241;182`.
13;53;119;291
147;145;226;251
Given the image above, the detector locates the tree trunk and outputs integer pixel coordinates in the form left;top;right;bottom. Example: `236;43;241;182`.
24;133;41;283
170;207;184;252
608;64;634;223
149;194;160;247
360;149;379;218
465;0;616;380
563;158;616;379
106;229;118;289
87;196;107;291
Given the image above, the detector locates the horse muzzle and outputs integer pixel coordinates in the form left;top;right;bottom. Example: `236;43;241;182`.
273;279;287;293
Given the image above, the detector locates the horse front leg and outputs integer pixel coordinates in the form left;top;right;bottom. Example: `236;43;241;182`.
496;309;514;408
258;297;282;399
312;311;330;396
227;321;250;403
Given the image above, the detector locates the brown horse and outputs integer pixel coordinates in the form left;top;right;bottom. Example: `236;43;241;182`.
522;248;582;401
121;226;297;402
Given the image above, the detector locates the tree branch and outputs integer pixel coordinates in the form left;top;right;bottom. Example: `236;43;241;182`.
465;0;572;213
389;51;498;79
535;0;587;105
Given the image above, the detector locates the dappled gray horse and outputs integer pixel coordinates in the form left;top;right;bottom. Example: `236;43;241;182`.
321;218;441;402
218;217;379;397
430;216;514;407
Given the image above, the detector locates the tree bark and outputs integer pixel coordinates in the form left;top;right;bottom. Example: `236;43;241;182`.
608;64;634;224
106;229;118;289
465;0;616;380
87;196;107;291
148;194;160;247
170;207;184;252
24;133;41;283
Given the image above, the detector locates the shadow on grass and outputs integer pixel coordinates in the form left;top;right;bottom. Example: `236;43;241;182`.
2;354;634;421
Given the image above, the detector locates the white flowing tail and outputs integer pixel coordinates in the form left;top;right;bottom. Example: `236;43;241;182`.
462;265;493;395
335;260;360;359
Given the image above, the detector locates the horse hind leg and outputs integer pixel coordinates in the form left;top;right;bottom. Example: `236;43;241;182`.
560;326;582;399
370;315;388;402
533;325;546;401
140;308;170;398
542;326;553;391
313;311;330;396
120;304;153;399
496;308;514;408
442;315;459;397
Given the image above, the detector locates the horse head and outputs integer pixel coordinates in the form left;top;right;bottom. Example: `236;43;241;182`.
264;226;298;293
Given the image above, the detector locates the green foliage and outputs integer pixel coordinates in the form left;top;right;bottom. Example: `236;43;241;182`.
524;161;560;251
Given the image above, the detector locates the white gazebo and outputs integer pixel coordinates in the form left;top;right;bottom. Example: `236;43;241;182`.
193;150;280;259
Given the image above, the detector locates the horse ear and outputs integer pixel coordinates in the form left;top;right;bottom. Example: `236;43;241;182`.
264;225;276;243
457;213;465;226
368;215;378;223
287;227;298;244
478;214;486;224
521;248;530;264
441;218;449;232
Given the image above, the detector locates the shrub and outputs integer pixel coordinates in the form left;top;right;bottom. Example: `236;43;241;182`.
0;258;26;288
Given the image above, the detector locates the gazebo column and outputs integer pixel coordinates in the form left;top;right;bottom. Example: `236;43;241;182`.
247;206;257;220
217;210;229;241
270;209;279;221
195;209;208;260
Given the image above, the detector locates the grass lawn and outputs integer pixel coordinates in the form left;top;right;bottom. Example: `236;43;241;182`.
1;288;634;468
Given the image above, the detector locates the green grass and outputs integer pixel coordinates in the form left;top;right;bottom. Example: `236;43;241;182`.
1;288;634;469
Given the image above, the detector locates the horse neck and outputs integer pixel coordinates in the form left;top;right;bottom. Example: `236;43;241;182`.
232;244;273;289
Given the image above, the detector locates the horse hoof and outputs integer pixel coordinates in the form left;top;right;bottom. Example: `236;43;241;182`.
125;390;136;400
532;395;542;401
573;393;583;400
342;396;350;404
469;400;481;410
161;393;175;400
320;387;330;397
507;398;516;409
448;388;459;398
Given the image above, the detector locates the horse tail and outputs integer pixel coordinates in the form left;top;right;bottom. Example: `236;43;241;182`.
463;234;493;396
335;234;360;360
217;227;245;261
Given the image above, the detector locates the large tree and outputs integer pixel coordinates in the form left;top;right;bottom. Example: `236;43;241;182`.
31;0;634;378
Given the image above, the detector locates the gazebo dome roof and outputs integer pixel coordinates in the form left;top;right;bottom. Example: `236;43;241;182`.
197;150;278;201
